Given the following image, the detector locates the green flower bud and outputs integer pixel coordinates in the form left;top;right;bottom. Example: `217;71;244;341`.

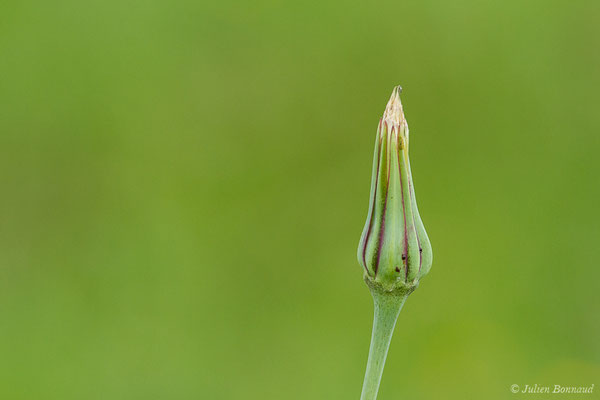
357;86;432;294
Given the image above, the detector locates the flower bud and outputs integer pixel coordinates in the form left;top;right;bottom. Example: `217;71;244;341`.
357;86;432;293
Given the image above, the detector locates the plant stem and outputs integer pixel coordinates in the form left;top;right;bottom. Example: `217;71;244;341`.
360;289;408;400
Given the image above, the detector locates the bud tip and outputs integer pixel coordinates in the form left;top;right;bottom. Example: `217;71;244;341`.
382;85;406;129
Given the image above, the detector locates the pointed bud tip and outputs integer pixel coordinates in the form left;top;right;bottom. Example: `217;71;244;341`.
382;85;406;129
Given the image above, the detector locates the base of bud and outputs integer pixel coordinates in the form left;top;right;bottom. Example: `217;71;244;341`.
363;274;418;297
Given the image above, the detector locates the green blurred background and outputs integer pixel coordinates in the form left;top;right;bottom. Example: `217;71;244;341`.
1;0;599;398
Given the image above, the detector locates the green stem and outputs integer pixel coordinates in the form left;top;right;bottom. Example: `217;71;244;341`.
360;289;408;400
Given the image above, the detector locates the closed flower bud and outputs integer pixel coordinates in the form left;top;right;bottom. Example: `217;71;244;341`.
357;86;432;293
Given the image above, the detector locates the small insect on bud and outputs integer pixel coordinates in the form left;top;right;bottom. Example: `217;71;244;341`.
357;86;432;294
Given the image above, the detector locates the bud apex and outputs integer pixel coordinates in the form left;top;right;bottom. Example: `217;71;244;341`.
357;86;432;294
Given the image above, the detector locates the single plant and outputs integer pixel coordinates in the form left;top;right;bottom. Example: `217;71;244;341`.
357;86;433;400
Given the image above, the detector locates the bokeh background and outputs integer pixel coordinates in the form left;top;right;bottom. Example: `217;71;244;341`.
1;0;599;399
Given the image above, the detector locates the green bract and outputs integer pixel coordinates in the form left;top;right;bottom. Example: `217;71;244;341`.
357;86;432;294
